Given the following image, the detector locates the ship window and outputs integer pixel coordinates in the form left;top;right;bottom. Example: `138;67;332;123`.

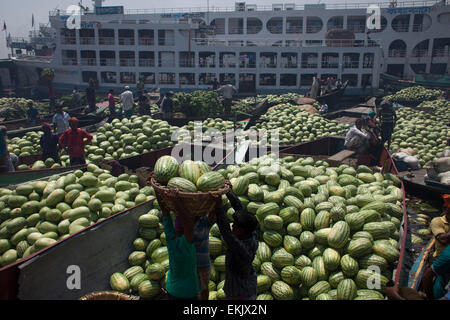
239;52;256;68
412;40;429;57
306;17;323;33
280;74;297;86
413;14;431;32
138;30;154;46
392;15;410;32
180;52;195;68
300;74;314;87
100;51;115;66
229;18;244;34
98;29;115;45
158;30;175;46
211;18;225;35
159;51;175;67
286;17;302;34
347;16;366;33
159;73;176;85
281;53;297;68
369;16;387;33
361;74;373;88
387;64;404;78
118;29;135;45
342;74;358;87
322;53;339;69
432;38;450;57
62;50;77;66
259;53;277;68
410;64;427;74
301;53;318;68
60;28;76;45
220;52;236;68
363;53;374;68
220;73;236;85
180;73;196;85
438;12;450;24
139;73;155;85
430;63;447;75
199;73;216;85
120;72;136;84
247;18;262;34
286;40;301;47
80;50;96;66
101;72;117;84
259;74;276;86
119;51;135;67
389;40;407;57
327;16;343;30
199;52;216;68
343;53;359;69
139;51;155;67
239;74;256;93
267;17;283;34
82;71;97;83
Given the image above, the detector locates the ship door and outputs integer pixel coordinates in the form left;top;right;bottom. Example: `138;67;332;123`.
239;73;256;94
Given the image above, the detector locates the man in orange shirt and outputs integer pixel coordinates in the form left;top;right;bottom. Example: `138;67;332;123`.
58;117;93;166
430;194;450;259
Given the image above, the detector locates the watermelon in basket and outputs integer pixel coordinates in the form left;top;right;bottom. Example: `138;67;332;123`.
149;156;231;217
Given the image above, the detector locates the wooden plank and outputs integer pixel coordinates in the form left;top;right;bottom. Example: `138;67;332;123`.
328;150;355;162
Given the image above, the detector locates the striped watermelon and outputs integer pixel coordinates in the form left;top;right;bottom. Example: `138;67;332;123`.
300;266;318;287
312;256;328;281
300;208;316;231
328;271;345;289
196;161;211;175
263;231;283;247
337;279;357;300
287;222;303;237
323;248;341;271
295;255;312;269
281;266;302;286
264;215;284;231
260;262;281;282
327;221;350;249
138;279;161;299
347;238;373;258
257;274;272;293
256;203;280;223
110;273;130;293
257;293;274;300
154;156;179;185
232;176;250;196
356;289;385;300
271;281;294;300
256;242;272;263
283;195;304;211
352;231;374;242
244;172;259;184
248;184;264;202
247;201;264;214
283;235;302;256
363;222;390;240
340;254;359;277
123;266;144;281
167;177;197;192
271;248;294;269
308;281;331;300
314;228;331;245
358;254;389;271
314;210;331;230
360;209;381;223
300;231;315;249
279;207;299;225
196;172;225;192
316;293;333;300
178;160;202;184
345;212;365;231
329;205;346;222
355;269;388;293
209;236;223;257
372;242;400;263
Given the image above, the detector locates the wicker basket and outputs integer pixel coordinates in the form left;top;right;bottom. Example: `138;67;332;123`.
149;173;231;217
80;291;140;300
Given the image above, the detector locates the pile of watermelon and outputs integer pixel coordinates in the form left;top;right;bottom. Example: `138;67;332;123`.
0;164;155;267
110;154;403;300
7;132;43;157
248;104;349;146
153;156;226;192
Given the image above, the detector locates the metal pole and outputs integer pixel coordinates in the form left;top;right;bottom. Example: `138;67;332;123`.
207;0;210;25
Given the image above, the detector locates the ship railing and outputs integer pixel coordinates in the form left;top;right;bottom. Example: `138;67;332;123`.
301;62;318;68
99;37;115;45
343;61;360;68
239;62;257;68
139;38;155;46
100;58;116;66
119;38;135;45
61;37;76;45
267;26;283;34
219;63;237;68
321;62;340;68
388;49;407;57
306;26;323;33
199;61;216;68
120;59;136;67
179;60;196;67
411;49;429;57
158;39;175;46
12;54;53;62
139;59;155;67
159;61;176;67
281;63;298;68
81;58;97;66
363;62;374;68
80;37;96;45
259;62;277;68
247;27;262;34
432;48;450;57
286;26;303;34
62;58;77;65
392;24;410;32
346;25;366;33
412;24;425;32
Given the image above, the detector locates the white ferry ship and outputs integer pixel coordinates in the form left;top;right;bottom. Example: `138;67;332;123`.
4;0;450;94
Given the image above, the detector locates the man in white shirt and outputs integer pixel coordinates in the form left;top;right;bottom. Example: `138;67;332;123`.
52;105;70;135
216;82;237;120
120;86;134;118
344;119;370;154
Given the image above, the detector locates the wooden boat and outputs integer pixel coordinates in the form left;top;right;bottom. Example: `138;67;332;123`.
381;72;450;91
315;81;348;109
397;168;450;203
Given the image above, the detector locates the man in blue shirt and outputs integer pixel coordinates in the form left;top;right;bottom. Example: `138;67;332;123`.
27;102;39;126
422;244;450;299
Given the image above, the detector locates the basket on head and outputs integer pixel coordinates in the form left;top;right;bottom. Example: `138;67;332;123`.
79;291;140;300
149;173;231;218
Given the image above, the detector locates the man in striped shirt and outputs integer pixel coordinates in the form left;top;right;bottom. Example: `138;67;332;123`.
379;100;397;150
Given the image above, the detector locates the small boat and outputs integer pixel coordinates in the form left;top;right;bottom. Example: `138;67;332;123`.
315;81;348;109
381;73;450;91
397;168;450;202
